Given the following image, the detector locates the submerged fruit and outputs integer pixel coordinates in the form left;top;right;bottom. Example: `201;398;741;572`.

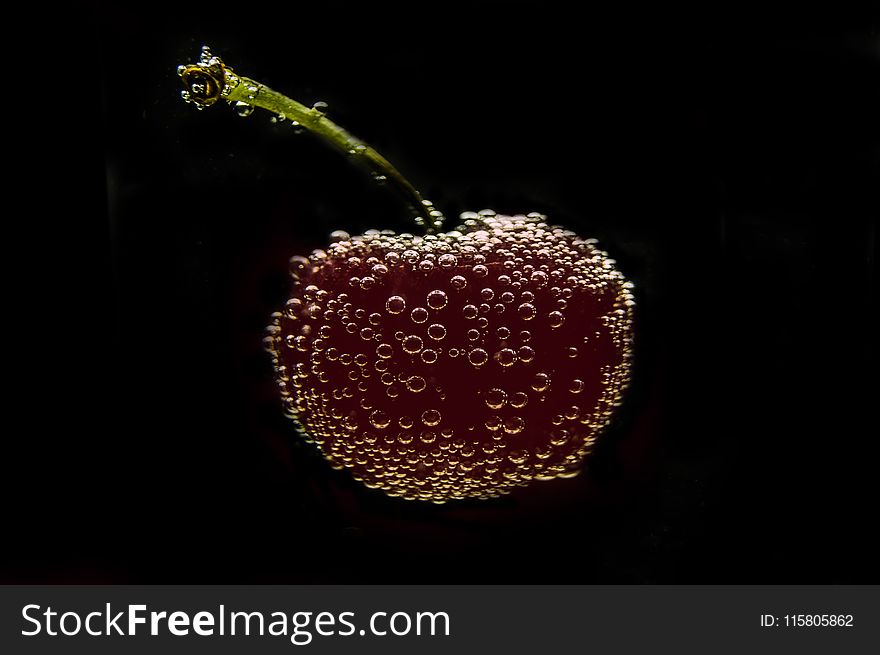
264;211;635;502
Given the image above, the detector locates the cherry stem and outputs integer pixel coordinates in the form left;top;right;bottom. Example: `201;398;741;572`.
177;45;444;232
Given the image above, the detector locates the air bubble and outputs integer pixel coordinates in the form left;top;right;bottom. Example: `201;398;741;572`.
495;348;517;367
569;379;584;394
376;343;393;359
468;348;489;366
438;253;457;268
472;264;488;277
532;373;551;392
406;376;427;393
510;392;529;408
285;298;303;319
462;305;478;320
484;388;508;410
450;275;468;290
422;409;442;426
421;349;438;364
427;324;447;340
427;290;448;310
386;295;406;314
410;307;429;323
518;303;536;320
549;311;565;328
233;101;254;117
503;416;524;435
517;345;535;362
402;335;424;354
369;409;390;429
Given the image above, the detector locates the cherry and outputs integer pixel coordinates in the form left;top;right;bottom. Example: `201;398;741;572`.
179;47;635;502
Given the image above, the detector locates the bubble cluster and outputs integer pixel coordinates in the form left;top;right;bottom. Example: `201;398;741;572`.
265;211;635;502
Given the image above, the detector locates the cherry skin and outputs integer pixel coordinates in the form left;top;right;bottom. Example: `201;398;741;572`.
265;210;635;503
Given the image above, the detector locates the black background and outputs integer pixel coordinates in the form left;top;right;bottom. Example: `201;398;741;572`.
4;2;877;583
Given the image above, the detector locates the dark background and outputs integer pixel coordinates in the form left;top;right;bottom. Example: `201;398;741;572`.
4;2;876;582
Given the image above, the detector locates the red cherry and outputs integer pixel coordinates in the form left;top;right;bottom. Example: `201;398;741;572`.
175;48;635;501
265;210;635;502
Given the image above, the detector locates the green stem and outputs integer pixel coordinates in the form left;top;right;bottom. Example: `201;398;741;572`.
178;46;443;231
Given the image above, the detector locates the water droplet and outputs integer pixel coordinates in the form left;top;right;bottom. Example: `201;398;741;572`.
450;275;468;290
386;295;406;314
468;348;489;366
402;335;424;354
370;409;390;429
427;290;448;310
410;307;429;323
311;101;328;115
485;388;508;410
518;303;536;320
422;409;442;426
427;324;447;340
